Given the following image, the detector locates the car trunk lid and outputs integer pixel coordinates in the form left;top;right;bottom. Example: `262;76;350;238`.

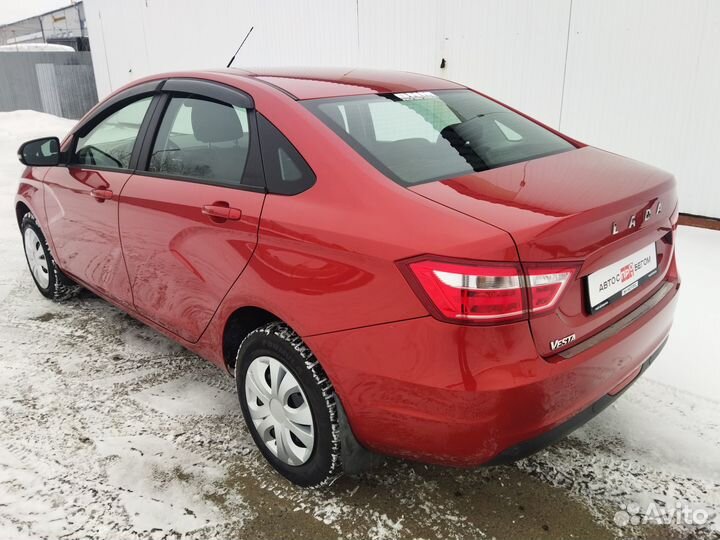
409;146;678;356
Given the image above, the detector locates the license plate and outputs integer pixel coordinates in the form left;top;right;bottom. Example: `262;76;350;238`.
587;243;658;314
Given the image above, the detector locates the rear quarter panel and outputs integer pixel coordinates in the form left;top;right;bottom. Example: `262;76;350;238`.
190;74;519;370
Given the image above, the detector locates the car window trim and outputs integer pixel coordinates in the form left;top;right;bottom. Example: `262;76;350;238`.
129;169;266;192
134;78;266;192
72;80;166;138
255;112;316;196
66;83;166;173
128;92;166;170
161;78;254;109
134;92;170;173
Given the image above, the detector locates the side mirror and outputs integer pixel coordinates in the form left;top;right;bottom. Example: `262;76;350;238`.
18;137;61;166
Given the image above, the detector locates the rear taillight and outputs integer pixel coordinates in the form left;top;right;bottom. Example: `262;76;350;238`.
399;257;577;325
525;266;576;314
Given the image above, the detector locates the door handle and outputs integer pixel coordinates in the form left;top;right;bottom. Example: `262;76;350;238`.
90;188;113;201
201;204;242;222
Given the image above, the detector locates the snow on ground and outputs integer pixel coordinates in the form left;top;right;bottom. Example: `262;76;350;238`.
0;110;718;539
649;225;720;401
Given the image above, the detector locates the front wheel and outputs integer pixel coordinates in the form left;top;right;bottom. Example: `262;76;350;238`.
236;322;342;487
21;212;80;301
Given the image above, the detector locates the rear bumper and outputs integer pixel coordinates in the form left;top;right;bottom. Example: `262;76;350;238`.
486;336;666;464
306;277;679;467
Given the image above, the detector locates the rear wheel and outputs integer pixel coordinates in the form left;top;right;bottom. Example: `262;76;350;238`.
21;212;80;301
236;322;341;487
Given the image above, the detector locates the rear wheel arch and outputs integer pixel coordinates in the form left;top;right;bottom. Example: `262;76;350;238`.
221;305;333;379
221;304;350;400
222;306;281;373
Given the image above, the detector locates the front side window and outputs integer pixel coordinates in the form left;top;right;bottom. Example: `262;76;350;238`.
74;96;153;170
304;90;575;185
149;96;250;186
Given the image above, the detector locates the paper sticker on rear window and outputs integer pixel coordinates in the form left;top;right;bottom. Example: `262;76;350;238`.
392;91;437;101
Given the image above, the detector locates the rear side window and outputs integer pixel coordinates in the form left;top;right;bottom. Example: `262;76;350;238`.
304;89;575;186
149;96;250;186
257;114;315;195
74;96;152;170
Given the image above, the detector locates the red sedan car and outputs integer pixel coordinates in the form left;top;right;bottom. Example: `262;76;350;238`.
16;68;679;486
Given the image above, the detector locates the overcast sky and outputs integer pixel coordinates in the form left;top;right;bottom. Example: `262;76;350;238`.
0;0;72;26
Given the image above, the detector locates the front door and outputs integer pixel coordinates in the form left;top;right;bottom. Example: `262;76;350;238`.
44;96;155;307
119;85;265;342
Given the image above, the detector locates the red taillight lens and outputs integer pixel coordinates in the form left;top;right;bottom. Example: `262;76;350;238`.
401;259;526;323
526;266;577;314
399;258;577;325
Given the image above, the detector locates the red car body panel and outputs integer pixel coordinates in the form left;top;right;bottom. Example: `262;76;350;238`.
118;175;265;342
410;146;679;356
44;167;135;307
306;266;678;465
15;68;680;467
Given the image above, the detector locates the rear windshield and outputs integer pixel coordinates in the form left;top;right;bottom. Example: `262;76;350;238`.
303;89;575;185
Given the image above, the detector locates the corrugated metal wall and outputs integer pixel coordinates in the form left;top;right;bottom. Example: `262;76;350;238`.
84;0;720;218
0;51;98;119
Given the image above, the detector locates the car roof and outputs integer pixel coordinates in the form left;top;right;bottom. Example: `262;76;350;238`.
204;67;465;100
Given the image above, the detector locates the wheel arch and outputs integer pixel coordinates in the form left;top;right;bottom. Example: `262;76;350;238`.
15;201;31;228
219;303;348;426
221;305;281;373
219;304;342;392
15;178;50;239
15;194;59;265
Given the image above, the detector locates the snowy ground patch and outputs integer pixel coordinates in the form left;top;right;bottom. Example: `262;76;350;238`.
0;110;718;539
132;376;239;416
94;435;247;533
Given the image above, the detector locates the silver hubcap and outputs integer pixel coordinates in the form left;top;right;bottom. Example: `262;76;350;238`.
24;228;50;289
245;356;314;466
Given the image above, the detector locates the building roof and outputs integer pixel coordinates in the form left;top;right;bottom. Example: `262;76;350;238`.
213;67;465;100
0;2;82;31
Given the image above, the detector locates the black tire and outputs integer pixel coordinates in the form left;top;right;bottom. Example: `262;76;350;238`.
21;212;81;301
236;322;341;487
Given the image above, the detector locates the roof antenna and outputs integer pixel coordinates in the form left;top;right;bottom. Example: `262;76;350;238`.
226;26;254;68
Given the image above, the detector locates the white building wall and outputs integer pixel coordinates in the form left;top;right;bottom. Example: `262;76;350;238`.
559;0;720;220
84;0;720;218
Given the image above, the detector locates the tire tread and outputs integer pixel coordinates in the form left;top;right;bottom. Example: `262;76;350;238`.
236;321;342;486
21;212;81;301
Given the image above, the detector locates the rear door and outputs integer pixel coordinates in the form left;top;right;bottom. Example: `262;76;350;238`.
118;79;265;342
